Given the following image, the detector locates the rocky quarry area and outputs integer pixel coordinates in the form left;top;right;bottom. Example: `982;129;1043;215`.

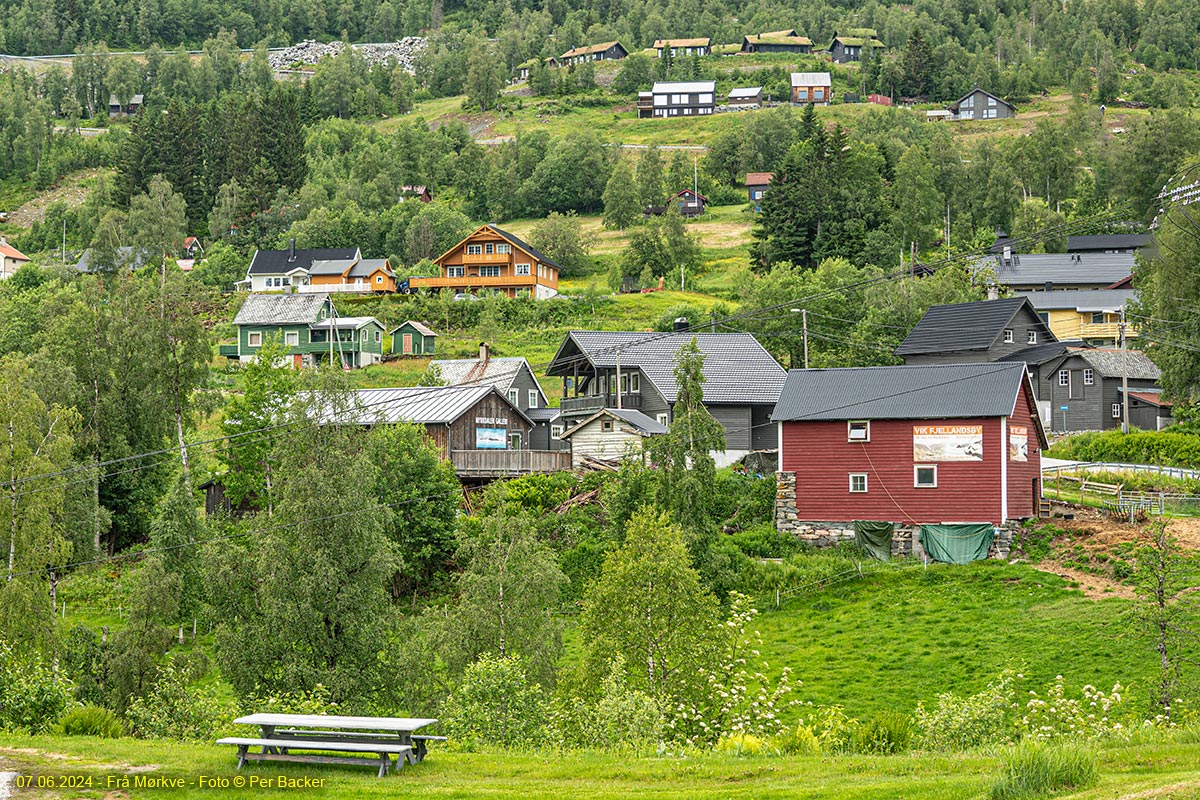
269;37;427;73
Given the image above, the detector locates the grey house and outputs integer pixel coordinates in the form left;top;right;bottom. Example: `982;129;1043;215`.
896;297;1078;424
1041;348;1167;432
978;252;1136;291
948;88;1015;120
644;81;716;118
430;343;566;451
546;330;787;466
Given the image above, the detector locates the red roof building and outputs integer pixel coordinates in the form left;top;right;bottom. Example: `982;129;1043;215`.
0;236;30;279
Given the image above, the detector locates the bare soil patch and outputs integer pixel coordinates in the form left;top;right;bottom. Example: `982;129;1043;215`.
8;169;103;228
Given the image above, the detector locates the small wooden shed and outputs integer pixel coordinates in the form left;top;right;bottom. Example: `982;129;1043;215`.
390;320;438;355
560;408;668;468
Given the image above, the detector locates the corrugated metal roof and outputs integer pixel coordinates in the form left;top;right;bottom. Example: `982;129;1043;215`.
979;253;1136;286
791;72;831;87
348;258;393;278
895;297;1047;356
772;363;1029;421
233;293;330;326
561;407;668;438
652;81;716;93
341;385;530;426
311;316;380;330
1072;348;1161;380
1125;389;1170;407
729;87;763;98
308;258;357;276
1016;289;1135;312
549;331;786;405
430;356;539;398
1067;234;1151;252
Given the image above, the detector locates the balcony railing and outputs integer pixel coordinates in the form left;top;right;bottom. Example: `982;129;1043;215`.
560;393;643;415
450;449;572;477
297;283;372;293
217;344;239;357
409;274;539;288
461;252;511;263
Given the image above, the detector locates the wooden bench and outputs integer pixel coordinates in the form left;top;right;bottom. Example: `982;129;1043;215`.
216;737;413;778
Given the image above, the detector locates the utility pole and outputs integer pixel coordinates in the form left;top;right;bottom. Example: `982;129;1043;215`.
615;348;622;410
790;308;809;368
1120;307;1129;434
710;310;716;333
680;263;684;291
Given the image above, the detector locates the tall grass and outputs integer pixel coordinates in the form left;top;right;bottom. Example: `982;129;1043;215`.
989;740;1097;800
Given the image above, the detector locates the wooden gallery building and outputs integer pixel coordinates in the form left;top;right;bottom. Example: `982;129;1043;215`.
772;362;1047;530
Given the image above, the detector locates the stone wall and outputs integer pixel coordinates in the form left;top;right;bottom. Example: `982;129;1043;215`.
776;471;1018;561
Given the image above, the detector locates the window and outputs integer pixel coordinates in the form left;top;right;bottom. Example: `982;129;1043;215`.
446;266;465;278
602;419;613;432
376;275;383;283
374;330;382;344
284;331;298;346
849;473;868;493
1058;370;1070;386
479;266;501;278
1112;403;1122;419
515;263;531;276
1003;329;1014;343
551;424;563;440
248;332;262;347
1083;368;1094;386
485;243;494;254
466;244;483;255
497;243;510;254
1038;312;1050;324
848;421;870;441
508;389;519;405
1027;331;1038;344
1091;312;1106;324
528;390;538;408
914;465;938;488
630;373;640;393
657;413;670;426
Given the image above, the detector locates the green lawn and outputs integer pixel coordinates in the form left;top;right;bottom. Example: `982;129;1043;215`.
3;733;1200;799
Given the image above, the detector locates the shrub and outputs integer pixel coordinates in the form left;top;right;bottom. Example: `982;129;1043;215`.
851;710;915;754
126;661;234;741
548;656;664;753
0;639;75;733
242;684;339;716
777;723;821;755
57;705;126;738
443;654;546;749
1017;677;1132;742
714;732;773;756
989;740;1098;800
916;671;1017;751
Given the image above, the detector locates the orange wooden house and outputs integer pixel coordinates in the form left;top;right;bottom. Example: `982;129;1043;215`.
408;224;561;299
308;257;397;293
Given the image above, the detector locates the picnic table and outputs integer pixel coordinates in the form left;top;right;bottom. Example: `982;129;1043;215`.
217;713;445;777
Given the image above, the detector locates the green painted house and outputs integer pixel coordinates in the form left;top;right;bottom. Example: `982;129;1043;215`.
220;293;385;369
390;320;438;355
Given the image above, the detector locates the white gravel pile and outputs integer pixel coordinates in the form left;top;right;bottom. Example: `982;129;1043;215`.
270;37;427;73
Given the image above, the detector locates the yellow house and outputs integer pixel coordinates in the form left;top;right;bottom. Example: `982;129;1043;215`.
1017;289;1136;346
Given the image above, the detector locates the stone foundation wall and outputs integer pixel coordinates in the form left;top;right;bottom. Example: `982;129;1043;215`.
776;471;1018;561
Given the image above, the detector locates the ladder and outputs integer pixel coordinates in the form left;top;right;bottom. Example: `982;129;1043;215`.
1038;498;1052;518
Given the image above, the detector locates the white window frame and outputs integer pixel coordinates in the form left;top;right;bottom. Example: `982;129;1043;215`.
485;243;494;254
515;263;531;276
849;473;868;493
848;420;870;442
466;244;483;255
657;413;670;426
376;275;384;284
1091;311;1106;324
1027;331;1037;344
630;373;640;393
446;266;465;278
1083;368;1094;386
507;389;519;405
528;390;538;408
497;243;511;254
248;332;262;347
374;330;382;344
1058;370;1070;386
914;465;938;488
1112;402;1121;419
284;331;299;346
551;424;563;440
479;265;501;278
1003;329;1014;343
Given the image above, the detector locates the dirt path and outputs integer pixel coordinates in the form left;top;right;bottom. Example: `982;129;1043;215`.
8;168;104;228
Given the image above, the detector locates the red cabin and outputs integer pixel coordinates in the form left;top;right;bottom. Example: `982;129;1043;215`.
772;362;1046;527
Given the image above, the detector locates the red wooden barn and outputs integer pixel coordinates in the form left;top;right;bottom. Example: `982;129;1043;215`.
772;362;1047;526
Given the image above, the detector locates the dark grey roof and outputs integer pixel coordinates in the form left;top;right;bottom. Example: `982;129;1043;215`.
948;88;1014;113
525;408;561;423
340;386;531;426
308;258;357;276
772;362;1030;421
1016;289;1134;312
548;331;787;405
486;225;561;270
1070;348;1160;380
348;258;393;278
979;253;1136;287
996;341;1079;365
431;356;542;400
233;293;330;326
247;247;360;276
1066;234;1151;252
895;298;1051;356
561;407;668;438
75;246;151;272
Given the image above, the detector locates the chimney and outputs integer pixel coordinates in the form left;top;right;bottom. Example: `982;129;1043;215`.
479;341;490;362
986;283;999;301
1002;245;1011;267
673;317;689;332
1044;281;1054;292
288;238;296;263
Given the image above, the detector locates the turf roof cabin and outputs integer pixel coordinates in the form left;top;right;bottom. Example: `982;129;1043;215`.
407;224;561;299
546;329;787;467
390;320;438;355
829;29;884;62
559;41;628;65
741;30;813;54
773;362;1047;528
223;293;384;369
654;38;711;57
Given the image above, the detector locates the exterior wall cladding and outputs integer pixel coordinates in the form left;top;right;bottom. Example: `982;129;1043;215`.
778;384;1041;524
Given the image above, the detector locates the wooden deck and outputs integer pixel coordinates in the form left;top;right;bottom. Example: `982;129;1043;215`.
450;449;571;477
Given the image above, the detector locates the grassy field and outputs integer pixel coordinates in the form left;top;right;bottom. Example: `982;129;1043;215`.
3;733;1200;799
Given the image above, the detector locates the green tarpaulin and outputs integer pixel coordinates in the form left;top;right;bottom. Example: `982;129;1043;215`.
853;520;894;562
918;524;995;565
